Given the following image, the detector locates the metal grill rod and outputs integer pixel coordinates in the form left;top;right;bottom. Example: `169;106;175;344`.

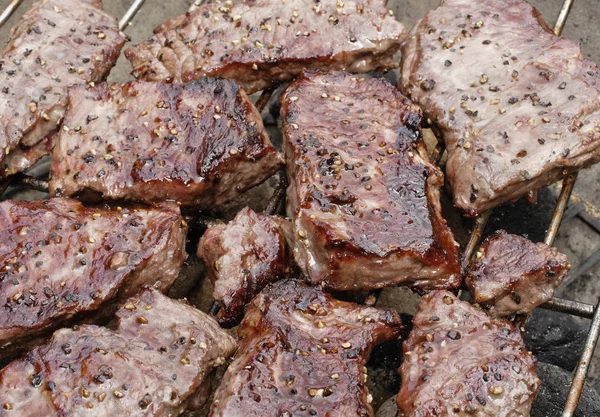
0;0;24;29
119;0;148;31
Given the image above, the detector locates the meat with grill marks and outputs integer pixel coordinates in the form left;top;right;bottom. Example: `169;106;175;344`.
210;279;402;417
281;70;460;292
124;0;405;93
0;198;187;361
197;207;294;327
0;287;237;416
0;0;126;178
49;79;283;207
466;232;570;317
400;0;600;216
397;291;541;417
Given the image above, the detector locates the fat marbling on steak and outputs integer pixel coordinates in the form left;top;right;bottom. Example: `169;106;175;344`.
0;0;126;177
49;79;283;207
125;0;405;93
0;198;186;360
197;207;294;327
210;279;402;417
466;232;570;317
397;291;540;417
281;70;460;292
400;0;600;216
0;287;237;416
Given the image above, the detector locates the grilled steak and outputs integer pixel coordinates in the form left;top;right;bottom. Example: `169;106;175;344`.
210;279;402;417
281;70;460;292
0;198;186;360
197;207;294;327
0;287;237;416
400;0;600;216
397;291;540;417
49;79;283;207
124;0;405;93
466;232;570;317
0;0;126;178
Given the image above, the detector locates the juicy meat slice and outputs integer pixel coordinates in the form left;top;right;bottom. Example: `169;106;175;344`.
400;0;600;216
281;70;460;292
466;232;570;317
124;0;405;93
3;135;55;177
0;288;237;416
0;198;187;360
49;79;283;207
397;291;541;417
0;0;126;177
210;279;402;417
197;207;294;327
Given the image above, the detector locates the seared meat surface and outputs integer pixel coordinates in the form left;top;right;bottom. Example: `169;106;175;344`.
400;0;600;216
197;207;294;327
397;291;540;417
49;80;283;207
210;279;402;417
0;198;186;360
125;0;405;93
0;287;237;416
0;0;126;177
466;232;570;317
281;70;460;292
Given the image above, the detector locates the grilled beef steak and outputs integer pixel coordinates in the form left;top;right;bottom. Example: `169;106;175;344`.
281;70;460;292
125;0;405;93
210;279;402;417
397;291;540;417
49;79;283;207
0;287;237;416
0;198;186;360
197;207;294;327
466;232;570;317
0;0;126;177
400;0;600;216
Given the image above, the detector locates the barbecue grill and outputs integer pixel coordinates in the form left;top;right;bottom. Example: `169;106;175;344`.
0;0;598;416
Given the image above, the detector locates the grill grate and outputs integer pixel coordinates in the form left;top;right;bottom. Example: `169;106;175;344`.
0;0;598;416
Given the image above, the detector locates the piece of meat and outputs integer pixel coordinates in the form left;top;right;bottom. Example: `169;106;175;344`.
466;232;570;317
49;79;283;207
0;198;187;360
0;0;126;178
124;0;405;94
210;279;402;417
400;0;600;216
197;207;294;327
397;291;541;417
0;287;237;416
281;70;460;292
3;135;55;177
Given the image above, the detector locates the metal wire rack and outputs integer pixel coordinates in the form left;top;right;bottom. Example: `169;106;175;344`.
0;0;598;416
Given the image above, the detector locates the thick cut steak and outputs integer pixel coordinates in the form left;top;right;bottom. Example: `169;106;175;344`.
401;0;600;216
125;0;405;93
49;79;283;207
210;279;402;417
0;0;126;177
397;291;541;417
281;70;460;291
0;198;186;360
0;288;236;416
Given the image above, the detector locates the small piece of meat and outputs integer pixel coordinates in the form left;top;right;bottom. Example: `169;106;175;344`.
397;291;541;417
124;0;405;93
281;70;460;292
49;79;283;207
0;287;237;416
0;198;187;360
3;135;55;177
197;207;294;327
400;0;600;216
466;232;570;317
210;279;402;417
0;0;126;177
